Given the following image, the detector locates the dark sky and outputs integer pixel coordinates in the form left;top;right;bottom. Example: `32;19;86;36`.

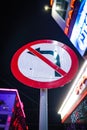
0;0;84;130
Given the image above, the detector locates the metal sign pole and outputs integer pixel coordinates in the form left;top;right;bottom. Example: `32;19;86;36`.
39;88;48;130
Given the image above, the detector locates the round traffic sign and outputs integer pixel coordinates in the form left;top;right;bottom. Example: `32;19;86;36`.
11;39;78;89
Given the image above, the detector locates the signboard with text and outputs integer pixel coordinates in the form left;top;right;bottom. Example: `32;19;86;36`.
70;0;87;56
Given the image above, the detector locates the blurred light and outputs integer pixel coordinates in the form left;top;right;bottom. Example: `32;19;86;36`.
44;5;51;11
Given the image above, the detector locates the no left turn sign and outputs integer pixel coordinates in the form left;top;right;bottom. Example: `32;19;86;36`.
11;39;78;89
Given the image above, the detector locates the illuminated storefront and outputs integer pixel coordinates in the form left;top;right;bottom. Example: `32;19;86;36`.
58;61;87;123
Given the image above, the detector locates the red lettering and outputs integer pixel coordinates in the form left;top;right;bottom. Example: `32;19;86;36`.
64;0;75;35
64;27;69;35
70;0;76;9
50;0;54;6
68;10;73;19
66;18;71;27
75;76;87;95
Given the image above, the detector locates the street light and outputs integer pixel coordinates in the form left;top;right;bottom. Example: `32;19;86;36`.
44;5;51;11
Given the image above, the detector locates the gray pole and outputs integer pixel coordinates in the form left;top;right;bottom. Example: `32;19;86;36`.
39;88;48;130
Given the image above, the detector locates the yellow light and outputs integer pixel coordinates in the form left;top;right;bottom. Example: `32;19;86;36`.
44;5;51;11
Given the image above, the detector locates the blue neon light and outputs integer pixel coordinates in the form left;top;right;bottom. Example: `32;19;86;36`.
70;0;87;56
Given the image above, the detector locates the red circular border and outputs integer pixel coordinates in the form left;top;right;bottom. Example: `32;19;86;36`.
11;40;78;89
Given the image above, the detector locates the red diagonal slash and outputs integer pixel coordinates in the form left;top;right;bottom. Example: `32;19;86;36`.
28;46;67;76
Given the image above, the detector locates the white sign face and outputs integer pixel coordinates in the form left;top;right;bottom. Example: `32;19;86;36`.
18;43;71;82
11;40;78;89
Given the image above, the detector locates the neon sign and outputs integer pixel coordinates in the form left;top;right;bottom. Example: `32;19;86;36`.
64;0;76;35
50;0;54;6
70;0;87;56
75;76;87;95
77;13;87;51
58;61;87;122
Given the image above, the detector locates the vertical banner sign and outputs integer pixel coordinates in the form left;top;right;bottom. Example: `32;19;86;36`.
11;39;78;89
